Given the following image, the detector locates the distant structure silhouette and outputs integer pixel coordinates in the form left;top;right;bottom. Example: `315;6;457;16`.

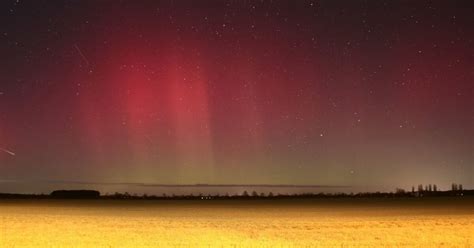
50;190;100;199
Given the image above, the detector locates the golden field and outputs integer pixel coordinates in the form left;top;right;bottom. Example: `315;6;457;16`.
0;198;473;247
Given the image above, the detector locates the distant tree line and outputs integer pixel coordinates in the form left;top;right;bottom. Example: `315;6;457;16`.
408;183;465;197
0;183;471;200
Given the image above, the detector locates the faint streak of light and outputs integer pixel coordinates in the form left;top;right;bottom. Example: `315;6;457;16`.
73;43;90;67
0;148;15;156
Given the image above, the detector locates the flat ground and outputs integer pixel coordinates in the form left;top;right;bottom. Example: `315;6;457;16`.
0;198;473;247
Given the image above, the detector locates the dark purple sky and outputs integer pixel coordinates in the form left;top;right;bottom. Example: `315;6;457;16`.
0;0;472;194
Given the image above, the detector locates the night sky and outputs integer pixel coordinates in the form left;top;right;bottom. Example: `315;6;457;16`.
0;0;473;194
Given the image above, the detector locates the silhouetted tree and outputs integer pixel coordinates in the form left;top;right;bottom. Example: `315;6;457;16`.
418;184;424;192
251;191;259;197
268;192;274;197
242;191;249;197
433;185;437;192
428;184;432;192
459;184;463;191
452;183;458;191
411;186;415;193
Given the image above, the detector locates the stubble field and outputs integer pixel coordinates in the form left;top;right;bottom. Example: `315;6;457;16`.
0;198;473;247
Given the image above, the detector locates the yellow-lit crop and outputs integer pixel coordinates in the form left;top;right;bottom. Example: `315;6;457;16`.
0;199;472;247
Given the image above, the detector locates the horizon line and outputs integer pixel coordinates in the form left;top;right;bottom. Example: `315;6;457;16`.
0;179;350;188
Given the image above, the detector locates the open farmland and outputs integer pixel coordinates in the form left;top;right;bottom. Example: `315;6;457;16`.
0;198;473;247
